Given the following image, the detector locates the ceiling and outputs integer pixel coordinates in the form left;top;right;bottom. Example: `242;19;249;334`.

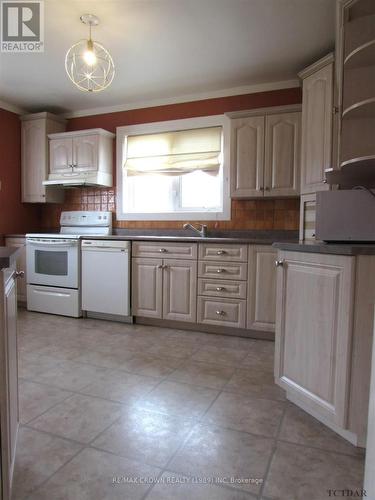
0;0;335;116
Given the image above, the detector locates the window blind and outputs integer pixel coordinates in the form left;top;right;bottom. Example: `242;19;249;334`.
124;126;222;176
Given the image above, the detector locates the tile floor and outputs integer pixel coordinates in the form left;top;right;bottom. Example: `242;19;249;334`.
13;310;365;500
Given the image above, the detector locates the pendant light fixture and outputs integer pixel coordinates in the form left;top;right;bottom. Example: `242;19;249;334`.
65;14;115;93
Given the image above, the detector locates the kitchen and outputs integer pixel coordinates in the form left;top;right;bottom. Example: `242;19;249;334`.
0;0;374;499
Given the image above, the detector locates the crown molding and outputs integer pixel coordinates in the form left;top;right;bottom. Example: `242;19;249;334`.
298;52;334;80
0;99;27;115
63;79;300;119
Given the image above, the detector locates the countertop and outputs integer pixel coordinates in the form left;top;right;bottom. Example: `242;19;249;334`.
81;229;299;245
0;247;20;270
273;241;375;256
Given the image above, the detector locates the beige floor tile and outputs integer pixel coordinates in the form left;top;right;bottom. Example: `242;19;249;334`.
12;427;82;499
263;441;365;500
279;405;365;456
80;370;159;404
30;360;109;391
168;424;274;495
28;447;160;500
225;369;286;401
191;346;248;366
72;346;138;369
145;472;256;499
137;380;218;419
120;353;183;378
18;352;59;379
201;335;256;350
240;349;274;373
19;380;72;424
167;360;235;389
29;394;123;443
92;407;195;467
203;391;285;437
147;339;199;359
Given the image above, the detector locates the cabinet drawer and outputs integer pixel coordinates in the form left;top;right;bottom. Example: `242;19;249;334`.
132;241;197;260
198;278;247;299
197;296;246;328
198;261;247;280
198;243;248;262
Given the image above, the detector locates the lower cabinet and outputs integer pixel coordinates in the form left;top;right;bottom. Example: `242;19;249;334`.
132;257;197;322
0;267;19;500
247;245;277;332
275;250;375;446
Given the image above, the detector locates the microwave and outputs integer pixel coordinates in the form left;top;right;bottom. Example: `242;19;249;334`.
316;190;375;242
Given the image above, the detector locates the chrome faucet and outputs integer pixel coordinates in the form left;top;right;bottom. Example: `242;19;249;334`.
183;223;208;237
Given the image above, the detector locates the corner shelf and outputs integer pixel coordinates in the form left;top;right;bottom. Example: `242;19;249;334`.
342;98;375;119
344;39;375;69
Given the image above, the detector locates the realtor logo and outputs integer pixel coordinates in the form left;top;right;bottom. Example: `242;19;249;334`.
1;0;44;52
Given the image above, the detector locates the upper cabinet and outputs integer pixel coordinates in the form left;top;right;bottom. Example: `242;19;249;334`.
229;106;301;198
21;112;66;203
299;54;334;195
47;129;114;187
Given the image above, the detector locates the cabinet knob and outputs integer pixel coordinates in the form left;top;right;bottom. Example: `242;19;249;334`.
216;268;226;273
265;187;270;191
275;259;284;267
216;250;226;255
216;310;226;316
157;265;163;269
13;271;25;279
216;286;226;292
159;248;167;253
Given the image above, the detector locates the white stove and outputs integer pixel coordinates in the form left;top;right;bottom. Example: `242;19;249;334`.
26;211;112;317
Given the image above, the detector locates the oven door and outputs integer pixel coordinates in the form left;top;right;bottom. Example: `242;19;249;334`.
26;238;79;289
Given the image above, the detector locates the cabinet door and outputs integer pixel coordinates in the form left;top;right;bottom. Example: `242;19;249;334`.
274;251;354;427
5;238;26;303
132;258;162;318
264;112;301;197
230;116;265;198
0;271;19;500
163;259;197;323
50;138;73;173
247;245;277;332
73;135;99;172
300;63;333;194
21;119;47;202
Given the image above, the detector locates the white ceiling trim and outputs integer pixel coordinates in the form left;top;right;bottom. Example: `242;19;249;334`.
0;99;27;115
63;79;300;119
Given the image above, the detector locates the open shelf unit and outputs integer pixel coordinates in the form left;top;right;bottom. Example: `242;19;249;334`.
340;0;375;170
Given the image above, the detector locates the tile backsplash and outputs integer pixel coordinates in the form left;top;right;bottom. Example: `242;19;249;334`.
39;188;299;231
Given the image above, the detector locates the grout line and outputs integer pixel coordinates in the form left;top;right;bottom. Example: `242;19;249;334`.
257;401;288;500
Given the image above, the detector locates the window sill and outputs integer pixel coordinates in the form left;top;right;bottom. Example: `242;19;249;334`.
116;210;231;221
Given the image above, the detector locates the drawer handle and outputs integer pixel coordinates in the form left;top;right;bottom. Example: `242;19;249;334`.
216;310;226;316
158;264;168;269
159;248;167;253
216;250;227;255
216;286;226;291
275;259;284;267
216;268;226;273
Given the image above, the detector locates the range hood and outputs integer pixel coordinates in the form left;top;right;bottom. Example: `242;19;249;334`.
43;171;112;188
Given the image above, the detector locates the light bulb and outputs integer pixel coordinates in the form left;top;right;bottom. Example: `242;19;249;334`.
83;39;97;66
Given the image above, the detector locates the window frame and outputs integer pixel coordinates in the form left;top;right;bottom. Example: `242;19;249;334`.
116;115;231;221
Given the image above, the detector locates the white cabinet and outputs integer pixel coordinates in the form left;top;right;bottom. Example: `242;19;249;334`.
21;112;66;203
5;238;26;303
299;54;334;195
274;250;375;446
264;113;301;197
132;242;197;323
230;116;265;197
48;129;114;187
247;245;277;332
0;266;19;500
230;107;301;198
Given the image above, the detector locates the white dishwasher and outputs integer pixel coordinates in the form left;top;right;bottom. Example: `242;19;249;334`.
81;239;131;318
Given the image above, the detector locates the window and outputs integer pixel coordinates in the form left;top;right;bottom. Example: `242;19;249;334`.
116;115;230;221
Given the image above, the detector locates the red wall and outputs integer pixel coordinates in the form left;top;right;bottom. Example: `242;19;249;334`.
0;108;40;236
